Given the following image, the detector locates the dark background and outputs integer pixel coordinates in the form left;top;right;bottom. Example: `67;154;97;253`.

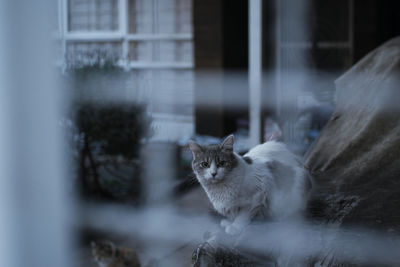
193;0;400;138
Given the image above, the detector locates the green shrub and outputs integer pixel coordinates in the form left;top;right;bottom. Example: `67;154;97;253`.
76;103;151;159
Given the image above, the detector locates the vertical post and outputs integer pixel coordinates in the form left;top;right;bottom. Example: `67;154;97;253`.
58;0;64;41
0;4;14;266
119;0;129;69
0;1;72;267
275;0;282;117
61;0;68;67
141;143;176;204
249;0;262;146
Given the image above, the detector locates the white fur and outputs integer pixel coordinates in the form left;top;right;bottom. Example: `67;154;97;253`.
245;141;308;218
196;141;309;235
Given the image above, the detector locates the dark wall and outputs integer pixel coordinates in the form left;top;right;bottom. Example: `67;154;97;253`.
193;0;249;137
222;0;248;70
193;0;223;69
193;0;249;70
222;0;249;136
354;0;400;62
193;0;400;137
261;0;277;118
193;0;224;137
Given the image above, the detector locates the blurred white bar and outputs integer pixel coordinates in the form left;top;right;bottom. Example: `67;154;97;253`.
274;0;311;145
0;2;15;266
61;0;68;63
249;0;262;146
275;0;282;117
62;33;193;41
126;33;193;40
65;31;124;41
128;61;194;69
81;204;400;266
119;0;129;68
0;1;71;267
141;143;176;204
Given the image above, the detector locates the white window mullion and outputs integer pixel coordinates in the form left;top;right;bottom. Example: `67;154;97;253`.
65;31;123;41
61;0;68;68
63;33;193;42
128;61;193;69
152;0;159;61
127;33;192;41
249;0;262;146
275;0;282;117
119;0;129;69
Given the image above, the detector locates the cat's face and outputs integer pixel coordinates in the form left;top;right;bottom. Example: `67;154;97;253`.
91;241;115;264
189;135;238;184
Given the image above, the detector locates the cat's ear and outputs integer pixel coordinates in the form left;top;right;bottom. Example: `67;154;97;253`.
220;134;234;152
188;141;202;157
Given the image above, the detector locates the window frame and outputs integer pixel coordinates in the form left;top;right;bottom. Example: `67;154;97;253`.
58;0;194;69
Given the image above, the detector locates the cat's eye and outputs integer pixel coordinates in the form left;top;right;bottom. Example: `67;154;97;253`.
218;161;227;167
201;162;209;168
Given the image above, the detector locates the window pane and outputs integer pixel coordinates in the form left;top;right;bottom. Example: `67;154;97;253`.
129;41;193;63
128;0;153;34
157;0;192;34
128;0;192;34
68;0;119;31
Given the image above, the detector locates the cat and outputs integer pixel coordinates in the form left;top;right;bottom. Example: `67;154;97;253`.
91;240;141;267
189;135;310;235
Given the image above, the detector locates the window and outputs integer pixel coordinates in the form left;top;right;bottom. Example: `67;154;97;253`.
58;0;194;141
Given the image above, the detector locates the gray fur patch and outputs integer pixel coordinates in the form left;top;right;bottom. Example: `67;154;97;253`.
243;156;252;164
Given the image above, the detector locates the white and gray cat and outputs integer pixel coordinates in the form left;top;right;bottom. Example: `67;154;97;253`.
189;135;310;235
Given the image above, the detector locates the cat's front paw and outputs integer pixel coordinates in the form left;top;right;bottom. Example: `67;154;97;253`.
220;219;231;228
225;224;242;235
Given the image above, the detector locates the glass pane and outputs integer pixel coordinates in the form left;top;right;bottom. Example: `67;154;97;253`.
128;0;192;34
128;0;154;34
68;0;119;31
129;41;193;62
157;0;192;34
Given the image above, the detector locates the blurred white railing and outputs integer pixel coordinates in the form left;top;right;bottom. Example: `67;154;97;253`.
0;1;72;267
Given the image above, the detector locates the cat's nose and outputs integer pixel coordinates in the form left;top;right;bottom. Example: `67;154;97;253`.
211;172;217;177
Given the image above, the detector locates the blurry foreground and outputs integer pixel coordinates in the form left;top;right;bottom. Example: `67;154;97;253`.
1;0;400;267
